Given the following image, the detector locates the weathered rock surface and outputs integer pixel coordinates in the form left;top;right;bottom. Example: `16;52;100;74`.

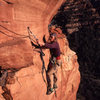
51;0;100;100
0;0;80;100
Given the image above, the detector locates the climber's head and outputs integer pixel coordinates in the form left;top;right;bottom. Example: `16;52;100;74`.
49;33;57;42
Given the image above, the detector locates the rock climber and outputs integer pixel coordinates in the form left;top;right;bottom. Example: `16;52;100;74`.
39;33;62;95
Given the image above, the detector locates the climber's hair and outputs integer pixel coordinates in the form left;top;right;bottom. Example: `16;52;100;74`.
50;33;57;41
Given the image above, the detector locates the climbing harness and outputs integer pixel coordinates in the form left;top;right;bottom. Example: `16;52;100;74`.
50;57;62;68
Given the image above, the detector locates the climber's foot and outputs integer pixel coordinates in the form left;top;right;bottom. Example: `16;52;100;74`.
46;88;53;95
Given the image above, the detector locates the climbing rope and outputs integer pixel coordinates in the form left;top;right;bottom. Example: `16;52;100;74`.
0;24;29;38
27;27;47;86
0;25;59;96
60;63;63;100
27;27;45;56
0;25;47;85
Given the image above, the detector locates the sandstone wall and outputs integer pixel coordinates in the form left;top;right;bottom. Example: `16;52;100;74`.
0;0;80;100
51;0;100;99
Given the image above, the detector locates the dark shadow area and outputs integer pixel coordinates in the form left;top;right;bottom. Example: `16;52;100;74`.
2;0;14;4
90;0;100;14
50;0;100;100
0;66;2;77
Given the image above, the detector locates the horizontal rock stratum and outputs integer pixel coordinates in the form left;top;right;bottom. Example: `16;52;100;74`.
0;0;80;100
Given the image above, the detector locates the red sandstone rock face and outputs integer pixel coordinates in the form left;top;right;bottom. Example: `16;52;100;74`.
0;0;65;69
0;0;80;100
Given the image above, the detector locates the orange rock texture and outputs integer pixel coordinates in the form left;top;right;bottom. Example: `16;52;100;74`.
0;0;80;100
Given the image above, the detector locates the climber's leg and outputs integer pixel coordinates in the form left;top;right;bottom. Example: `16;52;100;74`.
47;65;57;87
53;72;57;89
46;63;56;94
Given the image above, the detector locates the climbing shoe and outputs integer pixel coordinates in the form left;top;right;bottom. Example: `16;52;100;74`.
53;84;57;89
46;88;53;95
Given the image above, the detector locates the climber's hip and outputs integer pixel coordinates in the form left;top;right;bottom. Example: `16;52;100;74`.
50;56;62;67
47;56;62;72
